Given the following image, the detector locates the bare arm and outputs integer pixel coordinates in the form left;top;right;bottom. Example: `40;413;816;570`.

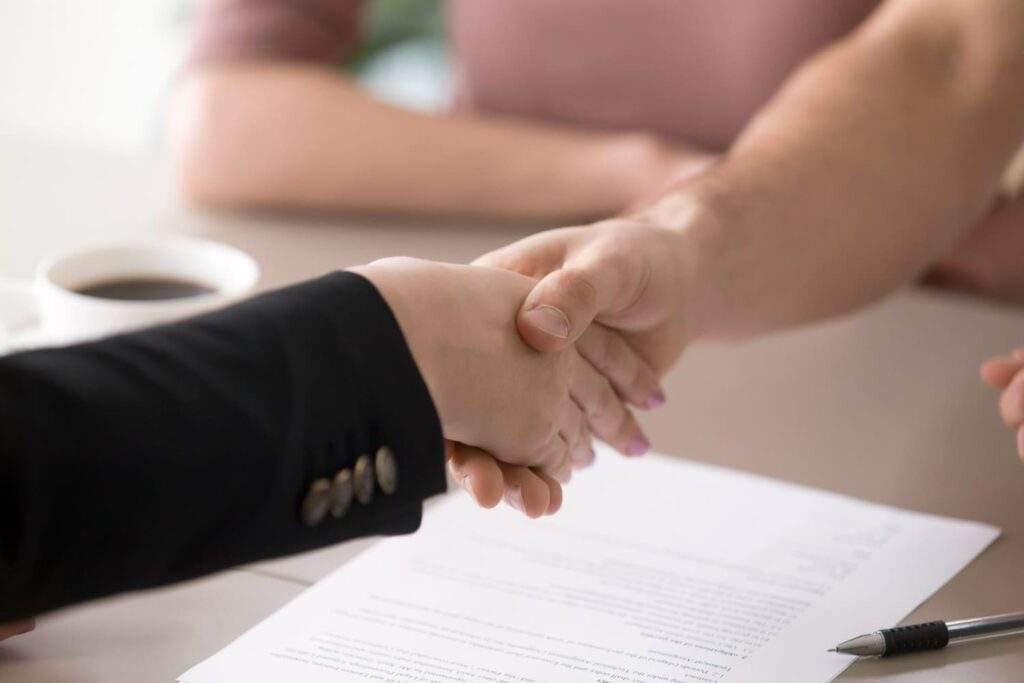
477;0;1024;379
657;0;1024;339
168;63;703;220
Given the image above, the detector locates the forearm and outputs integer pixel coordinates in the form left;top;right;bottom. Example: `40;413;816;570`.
169;63;689;220
0;273;445;621
650;0;1024;340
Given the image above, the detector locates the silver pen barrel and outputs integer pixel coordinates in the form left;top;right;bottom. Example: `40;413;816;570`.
947;611;1024;643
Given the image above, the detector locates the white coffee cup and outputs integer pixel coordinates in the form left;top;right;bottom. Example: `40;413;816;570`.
0;237;259;351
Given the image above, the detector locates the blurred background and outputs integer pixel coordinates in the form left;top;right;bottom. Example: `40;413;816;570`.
0;0;449;158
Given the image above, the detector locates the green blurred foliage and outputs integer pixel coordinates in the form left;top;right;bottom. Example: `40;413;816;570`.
347;0;445;72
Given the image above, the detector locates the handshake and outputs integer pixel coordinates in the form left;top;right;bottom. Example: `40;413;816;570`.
356;212;1024;520
353;219;692;518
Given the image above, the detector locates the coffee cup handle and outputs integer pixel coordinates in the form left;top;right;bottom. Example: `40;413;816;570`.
0;278;46;354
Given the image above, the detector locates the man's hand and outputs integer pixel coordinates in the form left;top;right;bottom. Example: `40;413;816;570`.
469;220;699;516
475;218;700;377
981;348;1024;460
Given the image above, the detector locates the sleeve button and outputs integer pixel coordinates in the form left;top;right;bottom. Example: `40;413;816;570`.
375;446;398;494
329;468;354;518
354;454;374;505
300;478;332;527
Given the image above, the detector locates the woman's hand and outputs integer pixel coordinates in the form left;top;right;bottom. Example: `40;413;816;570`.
925;192;1024;304
352;258;656;499
445;441;563;518
0;619;34;641
981;348;1024;460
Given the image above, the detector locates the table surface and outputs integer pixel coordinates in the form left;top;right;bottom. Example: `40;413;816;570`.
2;137;1024;682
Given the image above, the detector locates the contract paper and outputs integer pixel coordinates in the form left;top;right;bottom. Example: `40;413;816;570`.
181;448;999;683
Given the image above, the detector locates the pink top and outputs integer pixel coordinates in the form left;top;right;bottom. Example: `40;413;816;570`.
191;0;880;150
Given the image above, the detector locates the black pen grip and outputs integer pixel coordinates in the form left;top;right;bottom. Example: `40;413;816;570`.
881;621;949;656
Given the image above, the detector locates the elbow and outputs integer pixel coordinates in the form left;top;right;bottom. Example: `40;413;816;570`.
165;69;278;209
166;73;226;207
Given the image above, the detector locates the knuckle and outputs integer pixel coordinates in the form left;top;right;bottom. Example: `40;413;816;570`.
590;380;620;421
552;268;597;311
591;239;632;279
369;255;419;269
532;414;559;444
628;364;652;394
615;410;636;437
590;330;621;374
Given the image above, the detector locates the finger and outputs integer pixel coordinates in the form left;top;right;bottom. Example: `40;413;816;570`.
564;399;595;469
447;444;504;509
472;228;571;277
547;435;574;483
522;420;574;473
570;412;596;469
538;428;575;483
443;439;457;461
517;242;643;352
1018;426;1024;463
534;469;564;515
980;357;1024;389
998;370;1024;428
577;324;664;408
497;462;551;519
553;400;592;478
570;350;650;456
0;619;35;640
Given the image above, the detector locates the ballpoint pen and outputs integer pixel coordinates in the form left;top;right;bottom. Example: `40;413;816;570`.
830;611;1024;657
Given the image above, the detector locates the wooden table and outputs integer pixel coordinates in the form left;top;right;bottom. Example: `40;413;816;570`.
2;137;1023;681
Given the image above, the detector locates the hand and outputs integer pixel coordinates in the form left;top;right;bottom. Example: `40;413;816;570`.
475;218;699;377
445;441;563;518
0;619;34;641
352;258;652;487
925;192;1024;304
981;347;1024;460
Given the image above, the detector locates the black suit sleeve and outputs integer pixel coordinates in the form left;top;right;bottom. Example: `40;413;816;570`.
0;271;446;621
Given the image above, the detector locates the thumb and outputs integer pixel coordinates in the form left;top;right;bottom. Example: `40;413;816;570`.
517;249;637;352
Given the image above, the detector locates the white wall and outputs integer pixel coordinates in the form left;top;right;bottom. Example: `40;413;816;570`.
0;1;194;156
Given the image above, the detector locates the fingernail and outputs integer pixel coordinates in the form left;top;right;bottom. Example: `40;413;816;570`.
505;486;525;513
626;435;650;456
644;388;666;409
523;305;570;339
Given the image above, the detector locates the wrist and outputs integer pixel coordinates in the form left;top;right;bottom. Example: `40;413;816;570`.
348;261;453;430
633;185;735;343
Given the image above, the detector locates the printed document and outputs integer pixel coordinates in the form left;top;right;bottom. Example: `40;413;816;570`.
181;448;998;682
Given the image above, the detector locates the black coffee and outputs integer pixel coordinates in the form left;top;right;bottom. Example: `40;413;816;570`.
74;277;215;301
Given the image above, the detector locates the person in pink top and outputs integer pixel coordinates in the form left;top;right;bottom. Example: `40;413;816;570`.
169;1;1024;497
